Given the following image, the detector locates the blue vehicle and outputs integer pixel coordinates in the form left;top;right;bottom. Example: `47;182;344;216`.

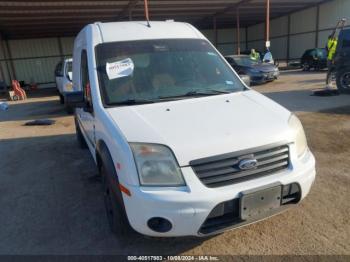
225;55;279;85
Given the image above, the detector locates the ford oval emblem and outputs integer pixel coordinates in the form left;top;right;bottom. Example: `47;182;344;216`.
238;159;258;170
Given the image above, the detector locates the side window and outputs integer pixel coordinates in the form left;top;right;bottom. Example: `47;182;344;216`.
81;50;92;109
55;62;63;76
342;30;350;48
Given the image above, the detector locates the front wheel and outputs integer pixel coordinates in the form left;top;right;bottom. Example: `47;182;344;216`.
75;117;87;149
336;68;350;94
101;166;134;236
302;63;311;71
59;94;64;104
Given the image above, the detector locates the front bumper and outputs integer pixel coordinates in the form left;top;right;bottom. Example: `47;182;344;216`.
123;150;315;237
250;71;279;84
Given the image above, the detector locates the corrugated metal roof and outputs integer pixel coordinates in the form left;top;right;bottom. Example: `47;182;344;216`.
0;0;329;39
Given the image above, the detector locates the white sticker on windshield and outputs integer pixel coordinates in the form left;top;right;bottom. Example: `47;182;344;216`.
207;52;217;56
226;81;234;85
106;58;134;80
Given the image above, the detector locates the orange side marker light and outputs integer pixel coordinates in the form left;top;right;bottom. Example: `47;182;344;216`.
119;184;131;197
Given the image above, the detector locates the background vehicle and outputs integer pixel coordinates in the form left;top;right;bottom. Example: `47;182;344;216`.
67;21;315;238
335;28;350;94
54;58;74;112
239;74;251;87
300;48;327;71
225;55;279;85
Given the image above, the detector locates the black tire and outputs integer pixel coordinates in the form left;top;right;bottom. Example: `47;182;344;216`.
75;117;88;149
101;165;134;236
59;94;64;104
65;104;74;114
336;68;350;94
302;63;311;71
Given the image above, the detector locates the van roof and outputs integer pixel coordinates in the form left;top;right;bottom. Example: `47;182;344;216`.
91;21;205;43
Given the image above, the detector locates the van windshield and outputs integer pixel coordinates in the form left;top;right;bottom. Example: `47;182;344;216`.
95;39;246;106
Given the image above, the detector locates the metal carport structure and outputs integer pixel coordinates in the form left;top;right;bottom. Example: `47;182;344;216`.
0;0;341;87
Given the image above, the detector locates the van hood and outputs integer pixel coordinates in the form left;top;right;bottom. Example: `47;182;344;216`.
106;90;292;166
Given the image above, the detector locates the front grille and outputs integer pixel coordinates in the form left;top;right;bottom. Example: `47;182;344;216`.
190;144;290;188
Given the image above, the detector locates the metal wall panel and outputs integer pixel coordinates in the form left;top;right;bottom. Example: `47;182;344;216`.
270;16;288;38
13;57;60;85
247;40;265;52
269;37;288;60
0;61;11;84
60;37;75;56
8;38;60;59
218;28;246;44
217;43;246;56
0;40;5;60
289;32;316;59
247;23;265;41
201;30;215;44
318;30;332;48
290;7;317;34
200;29;247;55
319;0;350;30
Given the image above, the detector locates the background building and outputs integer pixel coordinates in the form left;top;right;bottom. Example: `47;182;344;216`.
0;0;349;88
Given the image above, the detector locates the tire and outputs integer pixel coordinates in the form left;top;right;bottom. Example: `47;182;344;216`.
65;105;74;114
75;117;88;149
101;165;134;236
302;63;311;71
336;68;350;94
59;94;64;104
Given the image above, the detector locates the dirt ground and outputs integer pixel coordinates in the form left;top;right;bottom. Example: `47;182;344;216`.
0;71;349;256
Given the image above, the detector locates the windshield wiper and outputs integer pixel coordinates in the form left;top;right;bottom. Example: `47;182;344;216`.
159;90;232;100
110;99;155;106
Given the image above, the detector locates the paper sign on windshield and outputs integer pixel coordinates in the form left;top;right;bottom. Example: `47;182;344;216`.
106;58;134;80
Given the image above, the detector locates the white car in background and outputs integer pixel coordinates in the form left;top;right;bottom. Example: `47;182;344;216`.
54;58;74;113
66;21;316;237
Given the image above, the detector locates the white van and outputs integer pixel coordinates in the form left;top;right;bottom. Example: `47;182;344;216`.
67;21;316;237
54;58;73;112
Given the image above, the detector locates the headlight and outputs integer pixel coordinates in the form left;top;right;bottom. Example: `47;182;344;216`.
288;114;308;157
64;82;73;91
130;143;186;186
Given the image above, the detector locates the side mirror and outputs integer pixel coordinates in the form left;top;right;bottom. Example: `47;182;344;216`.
64;91;85;108
240;75;251;87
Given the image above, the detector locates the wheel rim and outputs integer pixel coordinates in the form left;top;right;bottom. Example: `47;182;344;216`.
340;72;350;89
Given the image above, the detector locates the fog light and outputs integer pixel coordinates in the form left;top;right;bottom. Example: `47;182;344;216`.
147;217;172;233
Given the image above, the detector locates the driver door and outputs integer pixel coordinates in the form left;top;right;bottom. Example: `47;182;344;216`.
76;50;95;149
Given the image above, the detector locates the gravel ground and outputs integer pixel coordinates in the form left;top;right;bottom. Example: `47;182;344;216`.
0;70;349;256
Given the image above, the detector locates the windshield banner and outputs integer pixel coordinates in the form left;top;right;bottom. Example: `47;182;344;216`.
106;58;134;80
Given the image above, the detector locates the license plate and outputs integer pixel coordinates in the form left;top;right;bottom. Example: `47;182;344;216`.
240;186;282;220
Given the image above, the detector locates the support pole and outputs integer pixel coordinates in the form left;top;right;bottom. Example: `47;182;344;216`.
236;8;241;55
315;4;320;48
213;17;218;47
57;37;64;63
265;0;270;49
129;9;132;21
4;40;16;80
0;34;11;83
144;0;150;27
245;27;248;51
286;14;291;64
